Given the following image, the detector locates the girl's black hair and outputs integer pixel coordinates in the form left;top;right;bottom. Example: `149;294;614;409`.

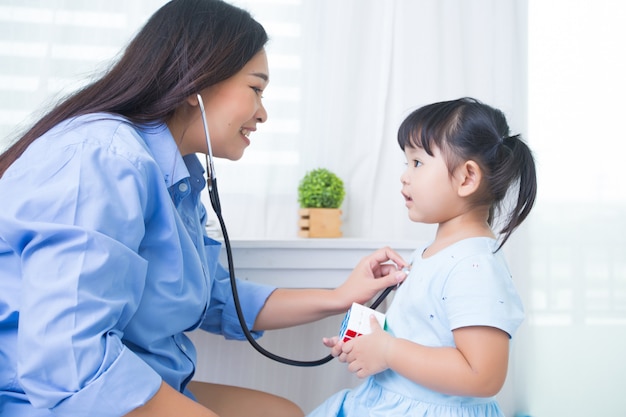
398;97;537;250
0;0;268;177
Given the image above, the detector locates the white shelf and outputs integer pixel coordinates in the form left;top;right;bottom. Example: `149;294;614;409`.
218;238;420;288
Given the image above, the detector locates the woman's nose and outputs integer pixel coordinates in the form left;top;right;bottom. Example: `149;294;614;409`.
256;102;268;123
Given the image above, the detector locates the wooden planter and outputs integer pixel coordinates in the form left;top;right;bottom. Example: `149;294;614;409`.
298;208;342;238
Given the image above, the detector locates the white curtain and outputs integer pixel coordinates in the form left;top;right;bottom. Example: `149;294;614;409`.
294;0;526;241
211;0;526;240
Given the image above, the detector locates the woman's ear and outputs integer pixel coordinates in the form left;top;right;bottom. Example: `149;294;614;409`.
187;94;200;107
456;160;482;197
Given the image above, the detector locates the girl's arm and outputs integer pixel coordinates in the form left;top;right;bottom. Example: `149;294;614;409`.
252;247;408;330
342;318;510;397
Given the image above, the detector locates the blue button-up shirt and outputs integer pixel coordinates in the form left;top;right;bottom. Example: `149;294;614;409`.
0;113;275;416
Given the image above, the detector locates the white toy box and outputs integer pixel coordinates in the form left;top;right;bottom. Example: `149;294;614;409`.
338;302;386;342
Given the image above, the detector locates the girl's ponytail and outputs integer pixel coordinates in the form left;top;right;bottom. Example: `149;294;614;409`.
493;134;537;249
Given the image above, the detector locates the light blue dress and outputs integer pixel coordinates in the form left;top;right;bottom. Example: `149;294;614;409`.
307;237;524;417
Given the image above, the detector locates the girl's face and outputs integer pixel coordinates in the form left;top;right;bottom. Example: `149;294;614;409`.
400;145;461;224
173;49;269;159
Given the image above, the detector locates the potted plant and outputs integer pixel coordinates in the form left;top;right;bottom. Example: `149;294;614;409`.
297;168;345;238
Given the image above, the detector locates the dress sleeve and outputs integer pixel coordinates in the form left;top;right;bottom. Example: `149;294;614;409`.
442;252;525;338
4;131;162;414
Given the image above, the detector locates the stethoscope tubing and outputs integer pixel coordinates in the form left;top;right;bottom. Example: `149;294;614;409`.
197;94;393;366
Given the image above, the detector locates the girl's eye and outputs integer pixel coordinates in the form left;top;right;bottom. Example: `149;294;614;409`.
413;160;422;168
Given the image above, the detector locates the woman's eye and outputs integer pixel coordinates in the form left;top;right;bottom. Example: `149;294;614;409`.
252;86;264;97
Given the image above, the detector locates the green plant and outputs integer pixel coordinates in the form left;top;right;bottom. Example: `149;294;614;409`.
298;168;345;209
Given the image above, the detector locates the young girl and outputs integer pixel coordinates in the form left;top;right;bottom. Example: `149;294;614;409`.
0;1;408;416
309;97;537;417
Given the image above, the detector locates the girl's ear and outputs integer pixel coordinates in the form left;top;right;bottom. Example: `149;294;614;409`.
457;160;482;197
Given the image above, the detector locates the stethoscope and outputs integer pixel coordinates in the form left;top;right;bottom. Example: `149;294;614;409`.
196;94;396;366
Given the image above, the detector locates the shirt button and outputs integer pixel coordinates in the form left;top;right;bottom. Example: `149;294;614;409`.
180;343;187;352
178;182;189;192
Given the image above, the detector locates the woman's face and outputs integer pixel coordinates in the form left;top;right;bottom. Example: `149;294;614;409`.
173;49;269;159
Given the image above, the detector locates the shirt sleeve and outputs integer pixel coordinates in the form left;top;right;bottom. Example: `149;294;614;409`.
198;236;276;339
442;252;525;338
3;126;163;414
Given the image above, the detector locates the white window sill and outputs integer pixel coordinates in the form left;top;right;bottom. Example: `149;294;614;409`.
218;238;420;288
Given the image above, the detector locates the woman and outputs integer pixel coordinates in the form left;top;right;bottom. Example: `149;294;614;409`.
0;1;408;416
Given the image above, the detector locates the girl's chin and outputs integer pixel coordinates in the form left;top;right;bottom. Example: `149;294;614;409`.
407;212;423;223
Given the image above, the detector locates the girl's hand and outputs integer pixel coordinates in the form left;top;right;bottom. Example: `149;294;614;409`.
333;247;408;309
321;336;349;362
341;316;393;378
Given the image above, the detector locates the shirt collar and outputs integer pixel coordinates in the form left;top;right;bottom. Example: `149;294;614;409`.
137;122;190;188
182;154;207;193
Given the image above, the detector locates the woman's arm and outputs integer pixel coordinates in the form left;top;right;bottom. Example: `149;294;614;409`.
125;382;219;417
342;320;510;397
253;247;409;330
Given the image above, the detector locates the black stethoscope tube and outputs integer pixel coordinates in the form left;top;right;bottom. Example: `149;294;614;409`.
197;95;394;366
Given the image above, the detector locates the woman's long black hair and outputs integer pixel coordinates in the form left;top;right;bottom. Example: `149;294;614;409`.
0;0;268;177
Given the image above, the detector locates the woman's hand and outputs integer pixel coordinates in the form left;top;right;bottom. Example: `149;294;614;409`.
333;246;408;308
254;247;408;330
341;316;393;378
